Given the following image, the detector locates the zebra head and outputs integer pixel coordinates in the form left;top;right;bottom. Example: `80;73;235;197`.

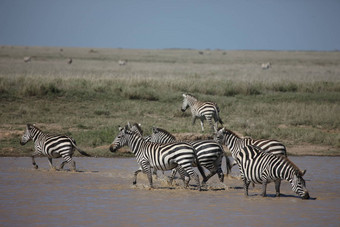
109;126;129;153
290;170;310;199
181;94;190;112
20;124;34;145
214;127;226;144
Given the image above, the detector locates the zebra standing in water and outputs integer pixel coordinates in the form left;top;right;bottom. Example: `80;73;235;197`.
109;126;206;190
20;124;90;171
149;127;231;185
237;145;309;199
214;127;289;191
181;94;223;132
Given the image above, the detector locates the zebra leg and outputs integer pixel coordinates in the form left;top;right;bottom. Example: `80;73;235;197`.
176;167;190;188
205;116;215;132
152;168;158;179
133;168;142;185
47;158;56;171
59;160;67;170
145;166;153;189
275;179;281;197
243;179;251;196
31;154;39;169
261;181;268;197
168;168;177;186
189;171;201;191
200;120;205;132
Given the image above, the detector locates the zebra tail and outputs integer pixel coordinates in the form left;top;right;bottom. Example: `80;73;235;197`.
193;148;207;181
70;140;91;157
75;146;91;157
224;154;232;176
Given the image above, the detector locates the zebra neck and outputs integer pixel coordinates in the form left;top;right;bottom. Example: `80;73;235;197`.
127;134;146;155
187;96;197;107
225;136;243;154
31;129;44;142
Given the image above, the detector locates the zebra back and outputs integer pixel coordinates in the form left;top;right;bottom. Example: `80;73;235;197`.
215;127;287;158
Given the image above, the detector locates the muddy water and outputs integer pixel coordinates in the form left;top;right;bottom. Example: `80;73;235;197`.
0;156;339;226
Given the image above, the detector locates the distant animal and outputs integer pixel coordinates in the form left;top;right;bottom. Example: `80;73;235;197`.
109;126;206;190
149;127;231;185
118;60;127;66
261;62;271;69
181;93;223;132
20;124;90;171
236;145;309;199
24;56;31;63
67;58;72;64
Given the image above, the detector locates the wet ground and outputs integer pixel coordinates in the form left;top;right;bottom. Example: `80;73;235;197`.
0;156;339;226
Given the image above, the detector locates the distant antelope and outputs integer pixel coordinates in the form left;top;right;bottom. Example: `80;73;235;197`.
118;60;127;66
261;62;271;69
67;58;72;64
24;56;31;63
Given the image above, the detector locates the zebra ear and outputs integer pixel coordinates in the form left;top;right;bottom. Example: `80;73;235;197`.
182;94;186;97
152;127;159;133
27;124;33;129
127;122;131;128
301;169;306;176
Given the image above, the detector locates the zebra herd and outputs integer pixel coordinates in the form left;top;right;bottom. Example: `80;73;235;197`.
19;93;310;199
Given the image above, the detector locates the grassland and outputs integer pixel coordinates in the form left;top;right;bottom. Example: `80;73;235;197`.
0;46;339;157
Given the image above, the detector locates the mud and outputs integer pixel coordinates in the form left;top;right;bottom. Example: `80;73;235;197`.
0;156;339;226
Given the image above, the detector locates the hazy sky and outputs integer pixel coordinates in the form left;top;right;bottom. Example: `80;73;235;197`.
1;0;339;51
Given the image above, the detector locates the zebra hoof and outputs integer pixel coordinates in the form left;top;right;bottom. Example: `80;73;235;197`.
133;181;137;185
33;165;38;169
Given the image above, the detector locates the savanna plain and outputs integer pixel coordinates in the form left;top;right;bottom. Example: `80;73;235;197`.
0;46;339;156
0;46;340;226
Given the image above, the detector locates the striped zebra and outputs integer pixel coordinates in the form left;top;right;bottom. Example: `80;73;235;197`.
181;94;223;132
236;145;309;199
20;124;90;171
214;127;288;191
109;126;206;190
149;127;231;185
214;127;287;162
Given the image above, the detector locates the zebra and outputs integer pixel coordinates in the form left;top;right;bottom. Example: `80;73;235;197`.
236;145;309;199
109;126;206;190
261;62;271;69
118;60;127;66
20;124;90;171
181;93;223;132
24;56;31;63
149;127;231;185
214;127;287;162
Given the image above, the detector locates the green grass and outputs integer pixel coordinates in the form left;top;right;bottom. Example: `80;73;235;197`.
0;46;339;156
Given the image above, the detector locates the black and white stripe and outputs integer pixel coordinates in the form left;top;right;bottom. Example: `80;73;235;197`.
109;126;206;190
20;124;90;171
150;127;231;184
214;127;287;162
236;145;309;199
181;93;223;132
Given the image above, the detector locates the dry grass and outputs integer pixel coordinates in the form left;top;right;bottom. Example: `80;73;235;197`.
0;46;339;156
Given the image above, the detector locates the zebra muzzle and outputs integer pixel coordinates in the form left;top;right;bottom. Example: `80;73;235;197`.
109;144;118;153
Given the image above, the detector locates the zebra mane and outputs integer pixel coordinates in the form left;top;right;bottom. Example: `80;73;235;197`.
153;127;176;140
223;127;241;139
131;123;143;135
27;123;41;131
185;93;197;100
279;156;305;176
